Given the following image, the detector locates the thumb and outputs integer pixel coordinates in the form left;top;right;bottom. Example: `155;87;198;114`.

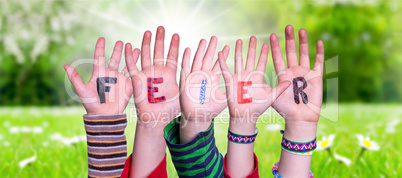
64;64;85;92
218;51;232;82
180;47;191;91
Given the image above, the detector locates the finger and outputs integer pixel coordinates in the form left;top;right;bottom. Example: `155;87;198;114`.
94;37;105;59
235;39;243;74
270;34;286;75
64;64;85;91
91;37;105;80
218;51;232;101
93;56;106;79
285;25;298;67
180;48;191;89
191;39;207;72
132;48;140;67
201;36;218;71
166;34;180;69
141;31;152;70
108;41;124;71
132;49;141;74
218;51;232;82
271;81;291;102
245;36;257;70
313;40;325;73
256;43;269;73
299;29;310;68
154;26;165;66
121;47;140;76
125;43;139;76
212;45;230;72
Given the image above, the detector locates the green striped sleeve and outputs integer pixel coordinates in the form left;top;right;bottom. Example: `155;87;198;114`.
164;116;223;178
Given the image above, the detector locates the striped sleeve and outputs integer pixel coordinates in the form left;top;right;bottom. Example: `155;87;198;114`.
164;116;224;178
83;113;127;178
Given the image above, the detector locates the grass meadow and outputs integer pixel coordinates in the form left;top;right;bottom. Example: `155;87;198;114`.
1;104;401;177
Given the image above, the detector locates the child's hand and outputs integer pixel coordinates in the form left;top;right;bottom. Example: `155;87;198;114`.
64;38;133;115
125;27;181;176
219;36;290;123
270;25;324;140
125;26;180;126
271;25;324;178
221;37;290;177
180;36;228;121
178;37;228;143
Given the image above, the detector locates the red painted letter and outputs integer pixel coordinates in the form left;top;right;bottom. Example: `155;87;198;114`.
147;78;166;103
238;81;252;104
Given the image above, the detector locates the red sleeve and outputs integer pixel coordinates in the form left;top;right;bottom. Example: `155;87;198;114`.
223;153;259;178
120;153;167;178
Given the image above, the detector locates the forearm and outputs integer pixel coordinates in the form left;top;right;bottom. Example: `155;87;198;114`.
84;113;127;178
130;119;167;178
278;121;318;177
179;114;212;144
226;117;257;177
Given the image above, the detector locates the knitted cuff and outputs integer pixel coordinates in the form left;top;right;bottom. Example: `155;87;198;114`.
84;113;127;178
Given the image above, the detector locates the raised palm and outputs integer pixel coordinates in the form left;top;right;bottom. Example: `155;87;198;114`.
270;25;325;122
64;38;133;115
125;26;180;124
219;37;290;121
180;37;228;120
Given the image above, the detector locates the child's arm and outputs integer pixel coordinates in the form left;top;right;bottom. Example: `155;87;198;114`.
179;36;228;143
162;37;228;177
218;37;290;178
64;38;133;177
270;25;324;177
124;26;180;177
84;114;128;178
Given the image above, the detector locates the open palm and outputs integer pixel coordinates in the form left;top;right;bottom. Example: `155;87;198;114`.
270;25;325;122
179;36;229;120
219;37;290;121
64;38;133;115
125;26;180;125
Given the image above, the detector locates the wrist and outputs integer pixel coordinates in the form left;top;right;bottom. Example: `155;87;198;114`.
229;116;258;135
181;112;213;124
180;110;214;131
86;110;121;116
137;112;176;127
179;114;213;144
284;113;320;122
135;120;165;137
83;113;126;120
283;121;317;142
180;107;217;122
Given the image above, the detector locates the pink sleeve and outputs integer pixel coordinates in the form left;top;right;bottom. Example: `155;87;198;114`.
120;153;167;178
223;153;259;178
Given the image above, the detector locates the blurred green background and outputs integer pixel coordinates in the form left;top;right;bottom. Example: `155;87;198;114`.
1;0;401;177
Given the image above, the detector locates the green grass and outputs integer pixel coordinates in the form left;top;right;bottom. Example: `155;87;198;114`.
1;104;401;177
